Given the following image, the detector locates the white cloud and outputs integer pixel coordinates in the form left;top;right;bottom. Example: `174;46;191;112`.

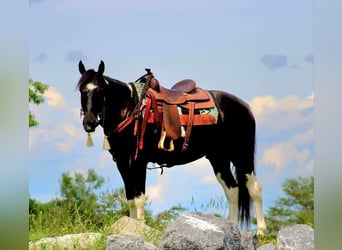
146;175;169;206
56;141;74;153
43;87;67;108
249;94;313;130
146;157;220;209
98;151;113;169
29;119;85;156
261;141;298;172
200;175;217;185
29;129;46;152
60;122;78;137
260;128;313;173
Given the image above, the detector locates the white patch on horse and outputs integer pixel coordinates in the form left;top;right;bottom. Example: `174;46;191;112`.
127;83;134;98
182;214;223;233
86;82;98;91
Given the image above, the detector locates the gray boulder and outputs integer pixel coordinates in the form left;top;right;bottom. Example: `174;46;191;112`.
240;231;258;250
106;216;160;250
276;224;314;250
159;212;245;250
107;233;157;250
257;243;276;250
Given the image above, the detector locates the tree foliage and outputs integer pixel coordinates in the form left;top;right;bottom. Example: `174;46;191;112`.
59;169;105;226
29;79;49;127
264;176;314;235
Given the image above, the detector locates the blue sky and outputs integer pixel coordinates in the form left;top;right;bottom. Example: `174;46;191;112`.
29;0;314;216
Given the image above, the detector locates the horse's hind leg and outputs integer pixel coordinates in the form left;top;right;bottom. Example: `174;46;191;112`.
209;158;239;224
216;172;239;224
246;173;266;235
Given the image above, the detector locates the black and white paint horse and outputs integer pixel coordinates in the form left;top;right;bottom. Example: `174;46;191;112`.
76;60;266;234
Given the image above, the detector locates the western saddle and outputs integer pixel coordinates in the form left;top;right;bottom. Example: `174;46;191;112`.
136;70;217;152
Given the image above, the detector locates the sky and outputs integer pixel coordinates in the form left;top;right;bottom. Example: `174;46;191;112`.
29;0;314;217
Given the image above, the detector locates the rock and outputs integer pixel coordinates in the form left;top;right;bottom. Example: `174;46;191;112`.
107;216;160;250
277;224;314;250
159;212;240;250
257;243;276;250
109;216;161;240
107;233;157;250
223;221;241;250
29;232;102;250
240;231;258;250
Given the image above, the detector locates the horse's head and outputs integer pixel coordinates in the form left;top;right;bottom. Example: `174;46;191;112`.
77;60;106;133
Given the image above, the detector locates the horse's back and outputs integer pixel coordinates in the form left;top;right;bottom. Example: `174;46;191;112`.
208;90;254;125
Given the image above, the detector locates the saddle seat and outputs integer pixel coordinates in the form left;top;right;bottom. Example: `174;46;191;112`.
149;78;210;105
158;79;196;104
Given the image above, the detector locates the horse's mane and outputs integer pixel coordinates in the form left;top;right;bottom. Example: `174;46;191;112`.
103;75;127;88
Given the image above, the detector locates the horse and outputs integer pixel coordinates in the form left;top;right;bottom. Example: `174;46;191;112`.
76;60;266;234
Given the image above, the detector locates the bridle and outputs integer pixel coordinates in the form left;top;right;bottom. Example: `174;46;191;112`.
79;81;106;129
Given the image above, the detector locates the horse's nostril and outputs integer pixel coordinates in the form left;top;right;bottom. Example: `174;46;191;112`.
83;118;97;132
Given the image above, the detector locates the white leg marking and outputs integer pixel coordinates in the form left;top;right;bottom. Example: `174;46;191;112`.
127;194;145;221
127;199;137;219
134;194;145;221
216;173;239;224
246;173;267;235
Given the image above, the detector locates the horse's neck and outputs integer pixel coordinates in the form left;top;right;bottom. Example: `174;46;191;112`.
103;80;136;133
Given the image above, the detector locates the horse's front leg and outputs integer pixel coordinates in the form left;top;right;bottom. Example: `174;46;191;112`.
127;193;146;220
117;158;147;221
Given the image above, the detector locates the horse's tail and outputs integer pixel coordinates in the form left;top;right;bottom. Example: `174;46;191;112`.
237;168;252;228
235;106;256;229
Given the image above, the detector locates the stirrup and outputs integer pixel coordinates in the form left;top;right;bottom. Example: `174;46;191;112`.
158;130;174;152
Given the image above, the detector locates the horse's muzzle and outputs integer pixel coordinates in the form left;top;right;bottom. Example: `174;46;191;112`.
83;115;99;132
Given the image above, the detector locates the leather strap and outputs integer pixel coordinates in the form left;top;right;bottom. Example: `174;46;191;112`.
182;101;195;152
139;97;152;150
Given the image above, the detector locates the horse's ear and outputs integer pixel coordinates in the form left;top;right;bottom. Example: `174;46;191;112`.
98;60;105;75
79;60;86;74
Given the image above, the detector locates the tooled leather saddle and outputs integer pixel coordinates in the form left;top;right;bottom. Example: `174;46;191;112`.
136;71;218;152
